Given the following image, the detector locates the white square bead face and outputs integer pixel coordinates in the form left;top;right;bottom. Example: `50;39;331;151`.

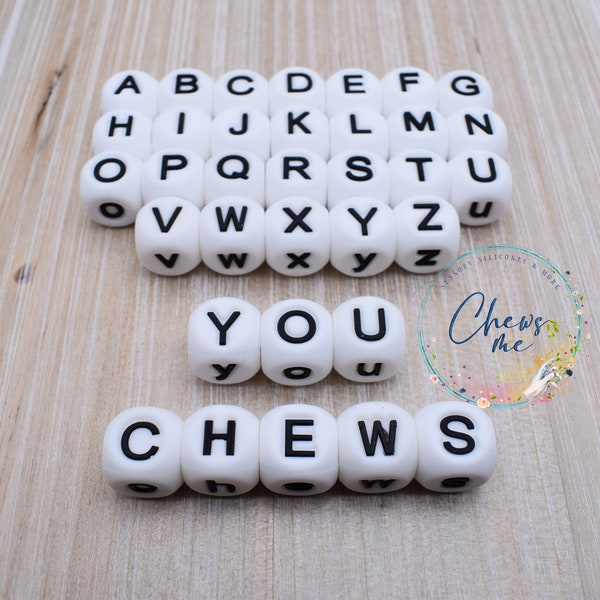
270;106;330;159
188;297;261;384
204;150;265;207
102;407;184;498
210;107;270;161
181;405;260;495
381;67;438;117
413;400;496;492
447;107;508;159
213;69;269;115
388;105;449;159
101;70;158;118
326;68;382;117
152;107;212;159
337;402;417;492
449;150;512;225
92;109;153;160
80;151;143;227
389;150;451;208
266;149;327;207
329;197;396;277
394;196;461;274
199;196;265;275
329;107;390;159
437;70;494;117
260;299;333;385
158;68;214;115
269;67;326;115
135;197;201;276
327;150;390;208
332;296;406;382
259;404;338;495
265;196;330;276
141;149;204;208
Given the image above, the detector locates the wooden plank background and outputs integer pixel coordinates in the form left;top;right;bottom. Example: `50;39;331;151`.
1;0;599;597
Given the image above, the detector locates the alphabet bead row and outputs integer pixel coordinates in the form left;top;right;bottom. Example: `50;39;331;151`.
102;400;496;497
188;296;405;385
82;148;510;277
99;67;495;120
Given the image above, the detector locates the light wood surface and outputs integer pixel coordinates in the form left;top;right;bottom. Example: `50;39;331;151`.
1;0;599;598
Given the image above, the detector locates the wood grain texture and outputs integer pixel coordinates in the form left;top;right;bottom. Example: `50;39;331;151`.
1;0;599;598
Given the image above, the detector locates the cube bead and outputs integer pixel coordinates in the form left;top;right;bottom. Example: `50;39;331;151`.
260;299;333;386
394;196;461;274
101;70;158;118
80;151;143;227
199;196;265;275
181;405;260;495
413;400;496;492
102;406;184;498
188;297;261;384
265;196;330;276
338;402;418;493
332;296;406;382
329;197;396;277
135;196;202;276
259;404;338;495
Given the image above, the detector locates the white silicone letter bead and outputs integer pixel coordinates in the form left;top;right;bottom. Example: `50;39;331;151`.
389;150;451;208
269;67;326;115
329;107;389;159
259;404;338;495
329;197;395;277
102;407;184;498
152;107;212;159
449;150;512;225
447;107;508;159
101;70;158;118
265;196;330;276
327;150;390;208
413;400;496;492
213;69;269;115
210;107;270;161
135;197;201;276
388;106;449;159
338;402;417;492
326;68;382;117
141;149;204;207
332;296;406;382
260;299;333;386
394;196;460;274
158;68;213;115
80;151;143;227
92;109;153;160
270;106;329;159
199;196;265;275
437;70;494;117
181;405;259;495
204;150;265;207
266;149;327;207
381;67;438;117
188;297;261;384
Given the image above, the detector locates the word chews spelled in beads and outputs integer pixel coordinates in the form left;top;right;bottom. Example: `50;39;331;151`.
102;400;497;497
81;67;511;277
